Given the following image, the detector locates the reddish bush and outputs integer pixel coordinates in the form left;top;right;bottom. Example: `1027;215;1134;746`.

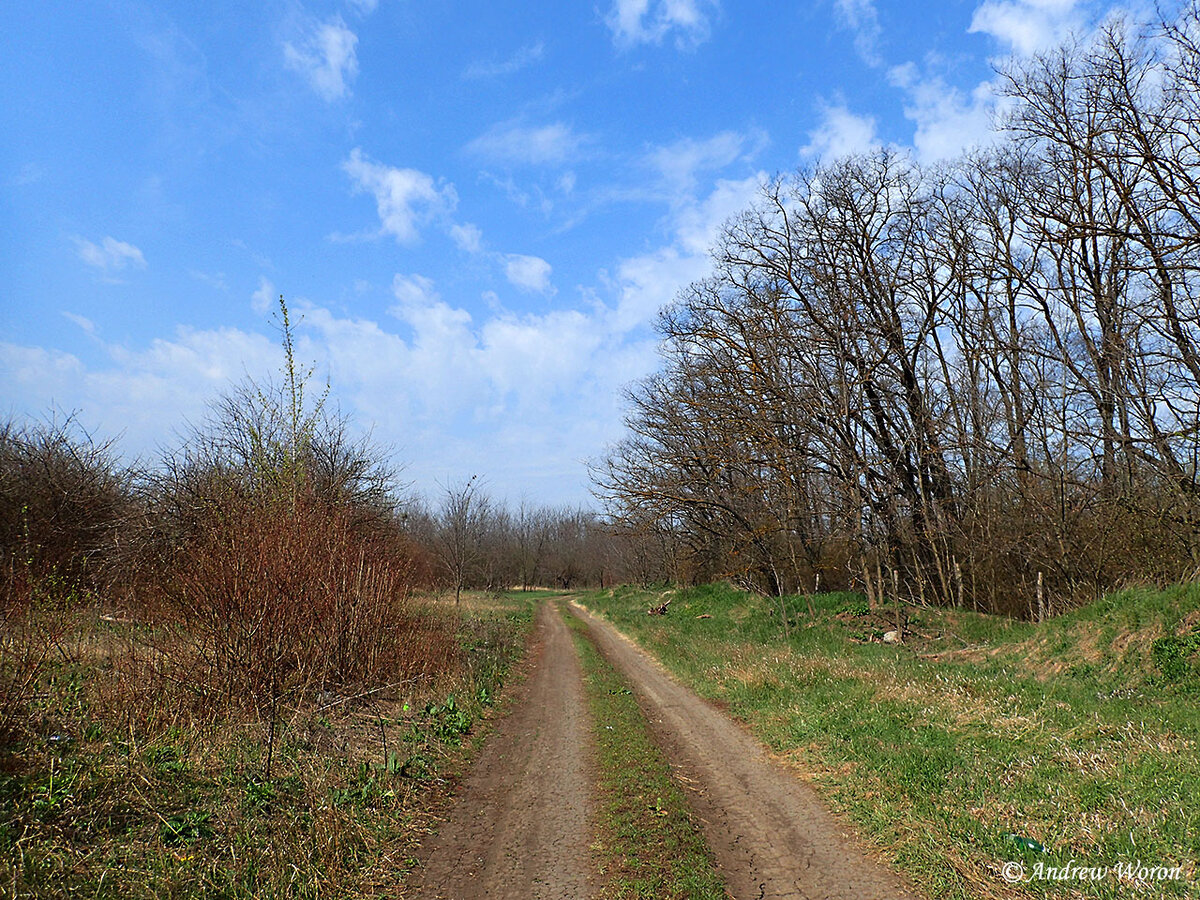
167;491;454;713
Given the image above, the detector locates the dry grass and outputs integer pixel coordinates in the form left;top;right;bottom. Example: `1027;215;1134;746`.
0;592;534;899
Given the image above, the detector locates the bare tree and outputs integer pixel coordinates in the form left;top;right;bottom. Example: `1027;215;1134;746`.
595;6;1200;617
433;475;492;604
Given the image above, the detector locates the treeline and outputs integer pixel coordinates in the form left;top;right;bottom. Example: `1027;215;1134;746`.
404;481;617;599
0;410;618;629
596;8;1200;616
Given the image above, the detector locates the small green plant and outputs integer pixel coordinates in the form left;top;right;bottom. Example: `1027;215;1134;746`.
837;598;871;617
31;762;75;815
425;695;472;744
1151;631;1200;682
242;777;276;811
146;746;186;775
160;810;212;845
400;753;433;780
384;751;403;776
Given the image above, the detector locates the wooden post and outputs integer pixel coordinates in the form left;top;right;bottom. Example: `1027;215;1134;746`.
891;567;902;642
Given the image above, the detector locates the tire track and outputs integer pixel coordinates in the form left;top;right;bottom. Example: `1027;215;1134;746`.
570;602;921;900
412;601;594;899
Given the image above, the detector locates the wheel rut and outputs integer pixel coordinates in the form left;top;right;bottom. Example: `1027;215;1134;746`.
412;600;595;899
414;599;922;900
569;602;921;900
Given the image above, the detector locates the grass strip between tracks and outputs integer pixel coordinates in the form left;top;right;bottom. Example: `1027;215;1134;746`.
561;603;727;900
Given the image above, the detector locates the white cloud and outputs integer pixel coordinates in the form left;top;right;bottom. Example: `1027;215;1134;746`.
480;310;602;397
504;255;555;295
251;276;277;314
889;63;997;162
606;0;717;49
800;103;879;161
390;273;440;310
341;148;456;244
608;247;704;332
6;138;775;509
1;343;84;392
466;121;587;166
968;0;1084;56
73;236;147;274
380;275;603;415
463;41;545;79
62;312;97;335
673;173;764;255
347;0;379;14
0;327;281;456
835;0;883;66
648;130;764;193
0;278;657;507
284;16;359;101
450;222;485;254
189;269;228;291
608;171;764;331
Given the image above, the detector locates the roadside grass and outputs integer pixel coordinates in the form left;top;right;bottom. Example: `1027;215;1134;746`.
578;583;1200;900
561;603;727;900
0;592;535;899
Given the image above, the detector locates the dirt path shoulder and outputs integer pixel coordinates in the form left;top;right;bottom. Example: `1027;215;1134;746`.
571;602;920;900
411;600;595;900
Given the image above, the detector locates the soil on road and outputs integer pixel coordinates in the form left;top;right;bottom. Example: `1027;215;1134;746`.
414;598;920;900
412;601;595;900
570;602;919;900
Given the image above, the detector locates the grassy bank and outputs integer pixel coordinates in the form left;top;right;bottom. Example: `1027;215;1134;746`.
561;602;727;899
0;592;535;899
578;584;1200;899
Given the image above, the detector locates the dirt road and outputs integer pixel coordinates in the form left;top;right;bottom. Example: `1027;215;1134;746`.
414;599;919;900
412;601;595;899
571;602;919;900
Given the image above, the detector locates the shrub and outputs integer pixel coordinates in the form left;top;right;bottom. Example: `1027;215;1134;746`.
0;414;135;742
166;489;454;712
0;414;136;598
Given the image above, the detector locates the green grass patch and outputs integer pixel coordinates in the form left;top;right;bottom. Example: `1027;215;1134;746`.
579;583;1200;899
562;603;727;900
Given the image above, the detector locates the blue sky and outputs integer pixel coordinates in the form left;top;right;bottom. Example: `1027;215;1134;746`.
1;0;1138;506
